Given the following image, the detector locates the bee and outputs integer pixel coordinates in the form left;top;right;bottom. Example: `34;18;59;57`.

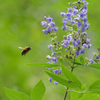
19;46;31;56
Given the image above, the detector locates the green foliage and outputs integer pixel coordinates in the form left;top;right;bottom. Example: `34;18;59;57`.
87;64;100;70
31;80;46;100
5;80;46;100
1;0;100;100
4;88;31;100
88;79;100;93
61;64;82;89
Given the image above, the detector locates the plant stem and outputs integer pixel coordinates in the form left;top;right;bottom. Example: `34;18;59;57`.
63;87;69;100
63;55;76;100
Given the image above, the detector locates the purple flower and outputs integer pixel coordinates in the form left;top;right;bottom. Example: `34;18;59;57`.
83;5;87;10
54;81;59;85
79;13;84;19
63;25;67;31
48;44;53;51
68;17;72;21
47;27;52;32
86;38;90;44
61;12;66;17
68;7;73;13
66;13;71;18
71;20;75;25
75;51;79;57
41;21;47;27
42;29;48;34
84;16;87;22
67;34;72;41
51;57;57;63
47;68;51;70
73;9;78;15
96;56;99;59
52;52;56;57
76;38;81;45
49;78;52;83
89;59;93;64
54;69;59;74
63;21;67;25
83;32;87;36
53;27;58;32
62;40;69;47
49;22;55;27
47;16;52;23
80;49;85;55
87;44;91;49
81;27;85;32
83;44;87;48
77;21;82;29
73;40;77;47
59;69;63;74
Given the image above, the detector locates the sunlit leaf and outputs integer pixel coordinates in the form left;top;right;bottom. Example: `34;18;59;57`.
89;79;100;91
71;92;79;100
61;65;82;89
80;93;100;100
4;87;30;100
31;80;46;100
87;64;100;70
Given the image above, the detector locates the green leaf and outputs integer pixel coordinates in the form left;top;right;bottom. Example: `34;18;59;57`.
61;65;82;89
4;87;30;100
28;63;59;68
45;71;76;88
31;80;46;100
87;64;100;70
89;79;100;91
80;56;85;66
67;59;82;66
74;59;82;65
71;92;79;100
80;93;100;100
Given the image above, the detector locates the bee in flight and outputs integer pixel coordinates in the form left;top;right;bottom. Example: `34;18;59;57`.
18;46;31;56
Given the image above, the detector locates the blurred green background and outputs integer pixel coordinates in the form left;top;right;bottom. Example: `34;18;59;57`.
0;0;100;100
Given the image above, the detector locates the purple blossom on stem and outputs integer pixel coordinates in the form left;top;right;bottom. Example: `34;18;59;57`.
52;52;56;57
62;40;69;47
51;57;57;63
75;51;79;57
60;12;66;17
49;78;52;83
48;44;53;51
54;69;59;74
54;81;59;85
89;59;93;64
47;16;52;23
80;49;85;55
73;40;77;47
77;21;82;29
41;21;47;27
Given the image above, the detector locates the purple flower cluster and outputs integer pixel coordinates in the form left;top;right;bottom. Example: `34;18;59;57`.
61;0;89;33
41;16;58;34
41;0;91;85
61;0;91;57
48;69;63;85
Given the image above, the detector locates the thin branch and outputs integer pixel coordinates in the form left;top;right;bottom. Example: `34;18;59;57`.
63;55;76;100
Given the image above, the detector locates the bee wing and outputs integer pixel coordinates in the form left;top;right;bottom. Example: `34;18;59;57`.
18;47;24;49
